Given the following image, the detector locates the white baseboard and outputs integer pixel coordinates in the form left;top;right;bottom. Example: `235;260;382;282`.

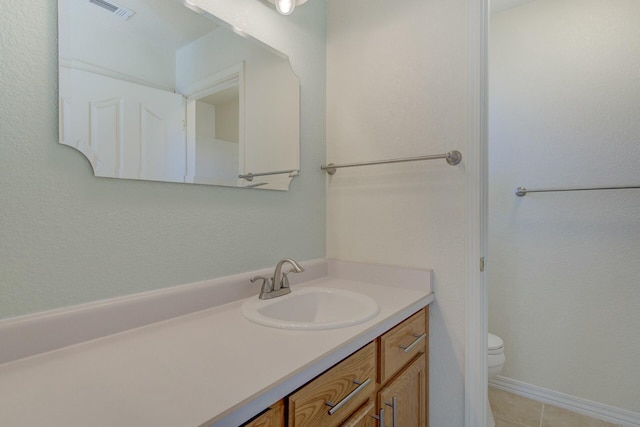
490;376;640;427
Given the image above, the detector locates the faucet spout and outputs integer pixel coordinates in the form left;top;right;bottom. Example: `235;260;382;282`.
273;258;305;291
252;258;305;300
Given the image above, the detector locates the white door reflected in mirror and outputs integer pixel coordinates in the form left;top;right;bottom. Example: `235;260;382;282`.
58;0;300;190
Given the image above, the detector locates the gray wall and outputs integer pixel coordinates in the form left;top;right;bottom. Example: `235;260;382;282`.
0;0;327;319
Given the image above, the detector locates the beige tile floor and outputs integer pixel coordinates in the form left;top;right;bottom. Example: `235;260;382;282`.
488;387;622;427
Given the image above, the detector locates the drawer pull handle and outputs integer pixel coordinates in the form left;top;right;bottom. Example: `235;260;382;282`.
399;333;427;353
385;397;398;427
371;408;385;427
326;378;372;415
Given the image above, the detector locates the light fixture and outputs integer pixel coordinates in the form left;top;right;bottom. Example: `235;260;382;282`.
266;0;309;16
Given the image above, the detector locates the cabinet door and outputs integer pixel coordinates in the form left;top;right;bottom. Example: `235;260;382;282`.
340;399;377;427
242;400;285;427
378;354;427;427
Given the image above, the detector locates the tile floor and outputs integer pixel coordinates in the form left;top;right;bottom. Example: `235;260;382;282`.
488;387;623;427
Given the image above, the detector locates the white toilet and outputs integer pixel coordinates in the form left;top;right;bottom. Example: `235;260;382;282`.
487;333;505;427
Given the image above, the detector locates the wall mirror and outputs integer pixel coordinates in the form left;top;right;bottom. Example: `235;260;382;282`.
58;0;300;190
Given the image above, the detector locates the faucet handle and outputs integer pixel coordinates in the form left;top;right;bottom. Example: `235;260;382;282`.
281;267;304;289
251;276;272;294
281;272;291;289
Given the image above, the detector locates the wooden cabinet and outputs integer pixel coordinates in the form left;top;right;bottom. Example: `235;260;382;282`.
242;400;285;427
288;342;377;427
378;354;427;427
378;308;427;384
375;308;429;427
341;399;378;427
250;307;429;427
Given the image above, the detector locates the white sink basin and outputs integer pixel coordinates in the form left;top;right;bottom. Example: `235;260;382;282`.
241;287;380;330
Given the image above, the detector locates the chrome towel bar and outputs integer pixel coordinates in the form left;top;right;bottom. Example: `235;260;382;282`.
516;185;640;197
239;169;299;181
321;150;462;175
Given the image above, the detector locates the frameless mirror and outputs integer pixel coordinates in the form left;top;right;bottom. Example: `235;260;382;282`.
58;0;300;190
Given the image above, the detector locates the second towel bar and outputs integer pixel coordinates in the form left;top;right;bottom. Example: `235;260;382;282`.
516;185;640;197
321;151;462;175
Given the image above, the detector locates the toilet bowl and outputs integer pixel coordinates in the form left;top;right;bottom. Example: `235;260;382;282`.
487;333;505;427
488;332;505;379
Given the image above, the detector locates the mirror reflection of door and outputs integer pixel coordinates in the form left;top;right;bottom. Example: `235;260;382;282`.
59;67;187;181
184;65;243;186
195;88;241;184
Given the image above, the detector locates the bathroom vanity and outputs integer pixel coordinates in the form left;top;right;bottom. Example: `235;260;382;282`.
0;260;433;426
281;307;427;427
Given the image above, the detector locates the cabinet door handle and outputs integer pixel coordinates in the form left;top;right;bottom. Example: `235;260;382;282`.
384;396;398;427
399;333;426;353
325;378;372;415
371;408;385;427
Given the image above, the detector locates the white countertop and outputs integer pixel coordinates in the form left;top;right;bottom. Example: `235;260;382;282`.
0;273;432;427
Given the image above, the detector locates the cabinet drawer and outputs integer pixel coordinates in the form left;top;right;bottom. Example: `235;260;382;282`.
288;342;377;427
242;400;284;427
378;309;427;384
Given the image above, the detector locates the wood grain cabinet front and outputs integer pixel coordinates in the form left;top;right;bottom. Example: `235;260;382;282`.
377;353;427;427
378;308;427;385
340;399;378;427
366;306;429;427
288;341;377;427
241;399;285;427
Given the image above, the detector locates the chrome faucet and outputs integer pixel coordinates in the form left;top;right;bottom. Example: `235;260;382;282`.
251;258;305;300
